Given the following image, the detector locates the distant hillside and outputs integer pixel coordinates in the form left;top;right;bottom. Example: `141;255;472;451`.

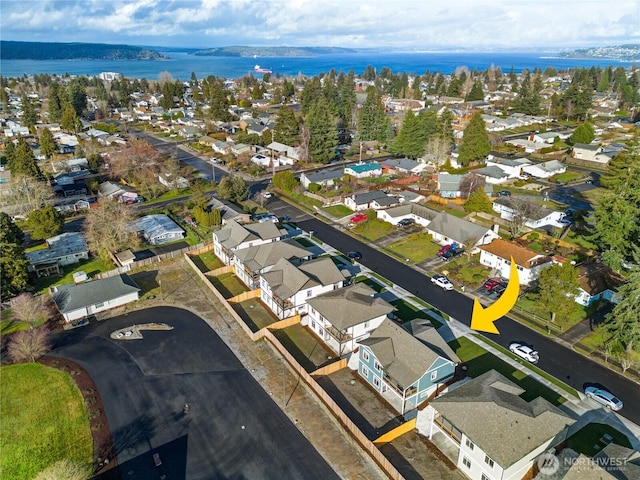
558;44;640;61
0;41;169;60
193;46;357;57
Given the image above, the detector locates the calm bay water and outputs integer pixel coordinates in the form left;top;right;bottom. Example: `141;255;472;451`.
0;50;630;80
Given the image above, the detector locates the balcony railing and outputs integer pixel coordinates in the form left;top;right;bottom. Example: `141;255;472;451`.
383;374;417;397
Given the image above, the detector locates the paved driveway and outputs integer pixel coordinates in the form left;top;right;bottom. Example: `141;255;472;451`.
50;306;339;480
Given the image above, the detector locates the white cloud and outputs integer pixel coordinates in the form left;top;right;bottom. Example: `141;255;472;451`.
1;0;638;48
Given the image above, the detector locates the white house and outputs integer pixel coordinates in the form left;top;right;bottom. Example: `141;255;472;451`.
300;169;344;190
251;153;276;167
474;166;510;185
485;157;531;178
344;162;382;179
522;160;566;179
304;282;395;356
259;257;346;319
50;274;141;323
492;198;566;229
478;238;553;285
232;239;312;289
425;213;500;251
418;370;574;480
213;220;286;265
376;203;439;227
136;214;185;245
344;191;397;211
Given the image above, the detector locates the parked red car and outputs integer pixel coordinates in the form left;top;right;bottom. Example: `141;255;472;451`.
350;213;367;224
483;278;503;291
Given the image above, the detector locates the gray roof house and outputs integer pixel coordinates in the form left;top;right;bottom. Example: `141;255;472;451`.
377;203;439;227
50;273;140;323
437;173;465;198
420;370;575;480
213;220;286;265
425;212;499;249
380;158;427;174
356;318;458;413
259;257;346;319
232;239;313;289
136;214;185;245
344;190;396;211
306;282;395;356
492;197;565;229
300;169;344;189
208;197;252;225
25;232;89;277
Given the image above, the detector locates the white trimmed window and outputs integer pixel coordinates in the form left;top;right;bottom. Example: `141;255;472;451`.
465;438;474;450
484;455;494;468
462;457;471;469
363;350;369;361
431;370;438;381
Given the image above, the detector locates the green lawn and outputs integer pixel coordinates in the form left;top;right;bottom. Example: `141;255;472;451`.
293;237;315;247
209;272;247;298
565;230;598;251
355;276;387;293
566;423;632;457
352;218;395;241
190;251;224;273
516;293;587;331
576;187;608;206
0;364;93;480
439;257;492;287
387;233;439;263
389;298;440;325
551;171;583;183
31;257;115;294
322;204;353;218
449;337;567;405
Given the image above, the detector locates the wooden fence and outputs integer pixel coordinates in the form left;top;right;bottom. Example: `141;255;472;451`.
184;252;406;479
99;241;211;279
311;358;347;376
227;289;261;304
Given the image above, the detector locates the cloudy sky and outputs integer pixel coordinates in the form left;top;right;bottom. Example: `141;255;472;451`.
2;0;639;50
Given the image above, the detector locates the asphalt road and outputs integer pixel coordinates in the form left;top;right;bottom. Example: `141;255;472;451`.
50;307;339;480
267;197;640;426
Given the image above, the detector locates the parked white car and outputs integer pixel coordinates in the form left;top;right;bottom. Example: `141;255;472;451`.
509;342;540;363
431;274;454;291
584;387;623;411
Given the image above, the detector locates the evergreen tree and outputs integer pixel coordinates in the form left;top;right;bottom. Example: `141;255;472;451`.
20;94;38;130
39;128;58;159
536;262;580;323
26;205;63;240
436;108;455;148
0;213;28;299
210;208;222;226
7;138;41;177
307;98;338;164
457;112;490;166
390;110;425;159
464;188;493;213
357;87;387;142
217;175;249;202
160;83;175;110
66;79;87;117
569;122;595;144
300;77;322;116
272;171;298;191
338;71;357;127
61;103;81;132
465;80;484;101
273;107;300;145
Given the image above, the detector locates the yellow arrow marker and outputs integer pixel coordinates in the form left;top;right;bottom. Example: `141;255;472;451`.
470;256;520;334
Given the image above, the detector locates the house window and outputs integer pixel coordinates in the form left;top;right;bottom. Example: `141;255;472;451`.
311;320;316;329
95;302;105;309
307;290;313;298
373;377;380;387
362;366;369;377
517;265;523;271
484;455;494;468
431;370;438;381
462;457;471;469
465;438;474;450
364;321;369;329
363;350;370;361
374;361;381;371
311;308;316;315
481;475;491;480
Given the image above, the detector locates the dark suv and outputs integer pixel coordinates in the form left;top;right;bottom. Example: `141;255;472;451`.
397;218;415;227
441;248;464;261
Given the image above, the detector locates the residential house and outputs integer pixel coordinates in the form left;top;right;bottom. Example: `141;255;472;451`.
574;262;624;306
305;283;395;356
344;162;382;179
98;181;137;200
260;257;346;319
212;140;232;155
300;169;344;190
426;212;500;250
158;172;189;189
213;220;286;265
233;239;313;289
50;273;140;323
419;370;574;480
267;141;301;164
531;131;569;144
53;170;90;197
54;197;94;214
230;143;252;156
492;197;565;229
25;232;89;278
380;158;427;175
51;157;90;173
136;214;185;245
251;153;275;167
357;318;459;414
571;143;612;165
376;203;439;227
344;191;397;211
475;166;510;185
485;157;531;179
208;197;252;225
437;173;466;198
522;160;566;179
505;138;548;153
478;238;553;285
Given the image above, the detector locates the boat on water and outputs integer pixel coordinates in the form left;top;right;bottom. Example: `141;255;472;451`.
254;65;272;74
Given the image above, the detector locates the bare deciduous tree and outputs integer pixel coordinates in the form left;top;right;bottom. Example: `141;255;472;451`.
83;199;139;260
617;352;637;374
423;136;450;171
7;325;51;363
5;174;55;216
459;172;486;199
9;293;55;328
